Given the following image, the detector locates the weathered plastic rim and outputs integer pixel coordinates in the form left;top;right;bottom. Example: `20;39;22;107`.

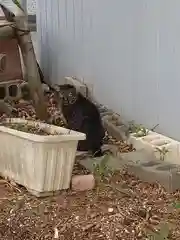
0;118;86;143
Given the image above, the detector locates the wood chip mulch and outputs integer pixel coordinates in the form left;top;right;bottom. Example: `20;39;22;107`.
0;165;180;240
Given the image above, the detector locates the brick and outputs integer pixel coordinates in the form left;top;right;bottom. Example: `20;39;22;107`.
71;174;95;191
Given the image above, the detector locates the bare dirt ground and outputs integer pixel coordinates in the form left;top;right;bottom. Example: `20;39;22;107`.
0;163;180;240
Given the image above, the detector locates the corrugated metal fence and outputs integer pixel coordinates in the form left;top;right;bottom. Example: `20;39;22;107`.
0;0;36;15
37;0;180;141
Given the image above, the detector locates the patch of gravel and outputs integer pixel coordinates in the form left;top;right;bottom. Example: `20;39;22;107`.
0;169;180;239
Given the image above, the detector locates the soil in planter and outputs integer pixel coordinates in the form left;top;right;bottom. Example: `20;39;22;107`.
1;123;61;136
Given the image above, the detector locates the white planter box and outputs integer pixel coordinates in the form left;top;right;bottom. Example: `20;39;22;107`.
0;118;86;197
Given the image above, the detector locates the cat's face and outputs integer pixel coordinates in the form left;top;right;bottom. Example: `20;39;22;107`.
59;84;77;106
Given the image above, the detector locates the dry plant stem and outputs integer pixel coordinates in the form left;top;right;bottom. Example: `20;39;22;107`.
108;183;133;197
0;4;48;121
2;179;21;193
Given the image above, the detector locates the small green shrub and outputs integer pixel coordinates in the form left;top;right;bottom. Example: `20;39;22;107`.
155;147;169;161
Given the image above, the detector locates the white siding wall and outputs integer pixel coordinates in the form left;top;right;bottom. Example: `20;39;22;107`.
37;0;180;141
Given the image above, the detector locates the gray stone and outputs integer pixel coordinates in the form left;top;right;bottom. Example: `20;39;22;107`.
120;149;157;164
71;174;95;192
79;149;180;192
119;151;180;192
0;101;14;116
42;83;50;93
98;104;113;117
156;164;178;171
127;163;180;192
79;155;123;173
102;115;129;141
79;150;156;173
100;111;113;117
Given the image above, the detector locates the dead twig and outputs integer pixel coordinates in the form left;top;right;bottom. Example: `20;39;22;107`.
1;178;21;193
82;223;97;231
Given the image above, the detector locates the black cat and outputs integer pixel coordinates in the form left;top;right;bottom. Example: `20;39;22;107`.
59;84;105;157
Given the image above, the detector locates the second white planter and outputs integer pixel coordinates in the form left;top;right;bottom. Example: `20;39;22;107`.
0;118;86;197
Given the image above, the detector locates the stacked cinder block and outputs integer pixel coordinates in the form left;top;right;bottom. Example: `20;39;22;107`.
0;36;24;101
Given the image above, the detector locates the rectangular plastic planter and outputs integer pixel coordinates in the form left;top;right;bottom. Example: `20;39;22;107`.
0;118;86;197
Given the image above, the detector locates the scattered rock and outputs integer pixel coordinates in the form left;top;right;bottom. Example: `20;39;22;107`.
108;207;114;213
71;174;95;191
42;83;50;93
19;83;31;100
0;101;14;116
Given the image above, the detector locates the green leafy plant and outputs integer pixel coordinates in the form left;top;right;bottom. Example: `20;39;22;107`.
128;121;149;137
92;154;113;183
92;154;115;197
129;122;159;137
155;147;169;161
134;126;149;137
172;202;180;209
151;124;160;132
147;223;170;240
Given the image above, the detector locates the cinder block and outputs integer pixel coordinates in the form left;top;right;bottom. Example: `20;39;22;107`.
102;114;129;141
8;84;21;99
97;104;113;117
0;80;23;101
127;162;180;192
128;131;180;164
117;151;180;192
64;77;93;99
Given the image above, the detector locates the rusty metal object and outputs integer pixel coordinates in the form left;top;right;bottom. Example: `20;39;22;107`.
0;38;23;82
